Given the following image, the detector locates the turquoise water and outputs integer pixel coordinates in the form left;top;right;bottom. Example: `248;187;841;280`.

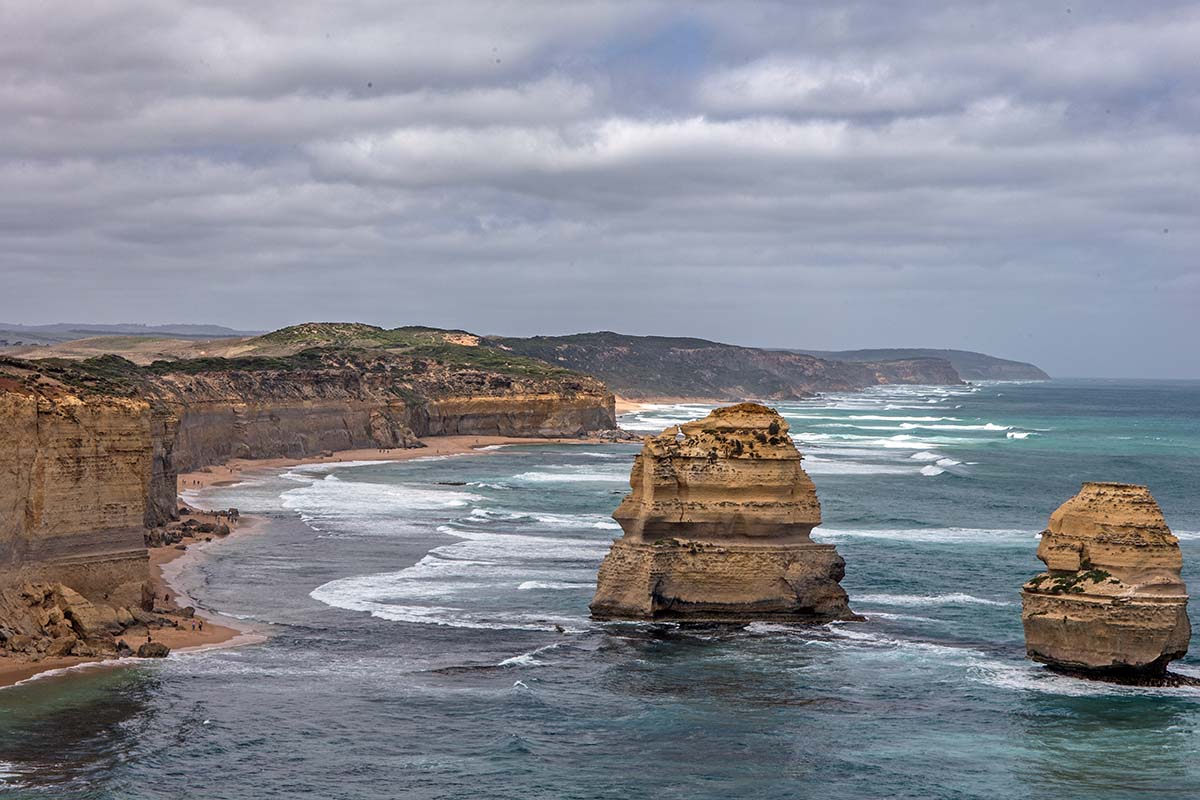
1;379;1199;799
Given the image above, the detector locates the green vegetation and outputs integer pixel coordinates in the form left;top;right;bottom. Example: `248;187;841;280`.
1038;569;1114;595
145;349;331;375
250;323;465;351
3;353;149;396
405;343;573;378
791;347;1048;380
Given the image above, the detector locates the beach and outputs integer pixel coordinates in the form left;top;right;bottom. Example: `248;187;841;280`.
1;434;622;689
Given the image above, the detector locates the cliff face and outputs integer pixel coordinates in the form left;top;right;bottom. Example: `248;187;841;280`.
158;358;613;471
1021;482;1190;677
0;384;157;608
1;346;615;621
591;403;854;621
491;332;964;400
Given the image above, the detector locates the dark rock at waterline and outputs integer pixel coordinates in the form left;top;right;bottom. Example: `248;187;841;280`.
1045;664;1200;687
137;641;170;658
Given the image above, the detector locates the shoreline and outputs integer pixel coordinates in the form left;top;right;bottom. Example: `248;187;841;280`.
1;433;625;690
614;396;727;415
0;515;264;691
177;434;625;492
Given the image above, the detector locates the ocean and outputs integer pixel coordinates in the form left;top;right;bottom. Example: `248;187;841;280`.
2;379;1199;799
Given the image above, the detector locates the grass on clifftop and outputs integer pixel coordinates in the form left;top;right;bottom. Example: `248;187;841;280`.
3;324;586;396
251;323;465;351
402;343;576;378
0;353;150;396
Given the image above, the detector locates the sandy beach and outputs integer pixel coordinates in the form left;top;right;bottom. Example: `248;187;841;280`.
613;396;725;416
176;434;621;491
0;514;258;690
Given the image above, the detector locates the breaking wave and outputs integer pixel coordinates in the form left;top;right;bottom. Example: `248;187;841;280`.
855;593;1014;607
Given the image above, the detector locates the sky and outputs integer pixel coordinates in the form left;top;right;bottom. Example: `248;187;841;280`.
2;1;1197;378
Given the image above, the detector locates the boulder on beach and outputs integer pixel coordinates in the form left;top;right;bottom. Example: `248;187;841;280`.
136;641;170;658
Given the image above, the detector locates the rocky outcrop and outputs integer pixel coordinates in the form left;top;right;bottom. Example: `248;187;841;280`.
0;582;148;660
1022;482;1191;677
591;403;855;621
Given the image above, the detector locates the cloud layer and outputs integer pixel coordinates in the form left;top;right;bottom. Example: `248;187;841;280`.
3;1;1197;376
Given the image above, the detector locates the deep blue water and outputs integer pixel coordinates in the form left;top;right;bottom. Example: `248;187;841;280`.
2;379;1199;799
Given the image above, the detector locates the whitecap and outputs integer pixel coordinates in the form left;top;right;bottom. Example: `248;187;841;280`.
898;422;1009;431
919;465;945;476
814;527;1030;545
802;456;916;476
511;471;628;483
498;643;562;667
971;661;1200;698
517;581;591;591
855;593;1014;607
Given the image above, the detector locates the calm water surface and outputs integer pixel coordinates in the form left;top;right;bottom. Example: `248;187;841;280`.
2;379;1198;799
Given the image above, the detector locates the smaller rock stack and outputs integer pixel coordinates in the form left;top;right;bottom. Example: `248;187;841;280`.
590;403;855;622
1022;482;1191;678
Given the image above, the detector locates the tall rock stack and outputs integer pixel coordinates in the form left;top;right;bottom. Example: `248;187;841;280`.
1022;482;1191;678
590;403;855;622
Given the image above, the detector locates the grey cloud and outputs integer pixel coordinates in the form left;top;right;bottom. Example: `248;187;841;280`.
0;1;1197;377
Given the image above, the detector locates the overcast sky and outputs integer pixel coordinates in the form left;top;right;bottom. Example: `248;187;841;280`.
3;2;1197;377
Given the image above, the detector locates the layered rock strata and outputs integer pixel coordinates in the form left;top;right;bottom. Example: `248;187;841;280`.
1;349;615;659
1022;482;1191;677
590;403;854;621
0;389;162;606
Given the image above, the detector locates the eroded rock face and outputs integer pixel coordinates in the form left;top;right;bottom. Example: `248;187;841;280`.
0;582;130;659
590;403;854;622
1022;482;1191;676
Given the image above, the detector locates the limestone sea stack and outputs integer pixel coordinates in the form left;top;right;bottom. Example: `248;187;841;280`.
1022;482;1191;678
590;403;855;622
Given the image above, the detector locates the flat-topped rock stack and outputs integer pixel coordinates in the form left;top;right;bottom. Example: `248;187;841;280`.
590;403;855;622
1022;482;1191;679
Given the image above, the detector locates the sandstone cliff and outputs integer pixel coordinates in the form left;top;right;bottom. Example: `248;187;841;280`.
591;403;854;621
1022;482;1190;677
0;383;163;606
1;334;615;642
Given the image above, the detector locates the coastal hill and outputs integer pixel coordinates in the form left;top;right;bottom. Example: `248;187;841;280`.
489;332;965;399
1;323;1051;397
792;348;1049;380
